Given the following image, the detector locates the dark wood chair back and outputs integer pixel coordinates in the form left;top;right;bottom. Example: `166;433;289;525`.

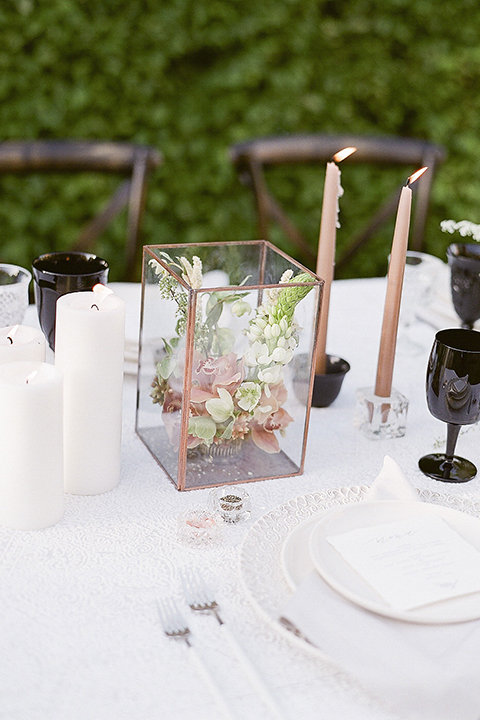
0;140;162;281
230;134;446;273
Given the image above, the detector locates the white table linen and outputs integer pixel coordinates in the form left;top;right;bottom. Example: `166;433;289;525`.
1;276;479;720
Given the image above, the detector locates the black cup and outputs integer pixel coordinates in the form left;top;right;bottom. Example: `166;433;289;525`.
292;353;350;407
32;252;109;350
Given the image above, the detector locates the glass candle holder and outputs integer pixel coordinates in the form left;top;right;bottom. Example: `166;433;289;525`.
209;487;251;524
0;264;31;327
355;386;409;440
176;509;223;546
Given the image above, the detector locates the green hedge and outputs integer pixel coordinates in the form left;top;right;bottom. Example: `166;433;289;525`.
1;0;479;280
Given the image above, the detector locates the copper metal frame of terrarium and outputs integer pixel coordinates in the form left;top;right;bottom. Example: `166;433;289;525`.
135;240;323;491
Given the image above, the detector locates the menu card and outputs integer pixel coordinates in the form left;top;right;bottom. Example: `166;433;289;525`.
326;515;480;611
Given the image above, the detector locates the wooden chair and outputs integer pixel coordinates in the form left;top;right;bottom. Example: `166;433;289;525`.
0;140;162;281
230;134;446;273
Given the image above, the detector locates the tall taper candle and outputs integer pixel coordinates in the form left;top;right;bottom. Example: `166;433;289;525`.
315;147;356;375
0;361;64;530
55;287;125;495
374;168;428;397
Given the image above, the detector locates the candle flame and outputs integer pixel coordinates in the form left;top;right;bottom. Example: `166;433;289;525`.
91;284;114;310
407;166;428;186
6;324;19;344
25;370;38;384
332;147;357;163
92;284;114;297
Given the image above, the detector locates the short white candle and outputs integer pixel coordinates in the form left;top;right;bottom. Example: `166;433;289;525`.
0;325;46;364
0;361;64;530
55;288;125;495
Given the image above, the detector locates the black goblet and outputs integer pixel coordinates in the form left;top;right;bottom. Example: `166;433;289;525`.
419;328;480;482
447;243;480;330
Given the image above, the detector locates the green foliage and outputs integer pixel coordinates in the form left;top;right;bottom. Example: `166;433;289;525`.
0;0;479;279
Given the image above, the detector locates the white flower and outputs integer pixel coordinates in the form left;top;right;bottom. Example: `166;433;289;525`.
258;364;283;384
179;256;203;288
205;387;234;423
188;416;216;442
149;258;164;276
244;341;271;367
231;299;251;317
271;347;293;364
440;220;480;241
236;382;262;411
279;269;294;284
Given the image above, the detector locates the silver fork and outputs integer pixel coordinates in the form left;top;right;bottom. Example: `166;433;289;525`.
181;569;287;720
157;598;236;720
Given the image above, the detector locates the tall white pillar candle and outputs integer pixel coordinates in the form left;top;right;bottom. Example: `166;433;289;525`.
55;289;125;495
0;361;64;530
0;325;46;364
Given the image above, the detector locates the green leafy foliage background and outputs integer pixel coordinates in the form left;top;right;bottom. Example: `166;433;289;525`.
0;0;479;280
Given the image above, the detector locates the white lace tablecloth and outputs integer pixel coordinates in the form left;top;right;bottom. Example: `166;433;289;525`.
2;277;479;720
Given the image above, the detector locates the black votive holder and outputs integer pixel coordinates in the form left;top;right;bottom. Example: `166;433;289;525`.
32;251;109;351
293;353;350;408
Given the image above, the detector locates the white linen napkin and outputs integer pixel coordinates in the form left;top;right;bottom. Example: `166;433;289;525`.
280;456;480;720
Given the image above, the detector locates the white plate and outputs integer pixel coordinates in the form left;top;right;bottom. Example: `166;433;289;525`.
239;487;480;659
309;500;480;624
280;511;327;589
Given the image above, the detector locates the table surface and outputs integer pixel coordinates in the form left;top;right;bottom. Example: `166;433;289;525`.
3;275;480;720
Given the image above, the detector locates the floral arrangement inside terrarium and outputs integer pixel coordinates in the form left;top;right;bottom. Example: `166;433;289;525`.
149;252;313;458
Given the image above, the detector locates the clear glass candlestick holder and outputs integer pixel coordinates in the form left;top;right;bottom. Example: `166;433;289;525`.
355;386;409;440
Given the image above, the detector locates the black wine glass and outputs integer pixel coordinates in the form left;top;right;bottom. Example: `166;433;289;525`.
419;328;480;482
447;243;480;330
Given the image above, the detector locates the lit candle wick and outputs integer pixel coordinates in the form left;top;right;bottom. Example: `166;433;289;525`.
91;284;114;311
6;324;19;344
406;166;428;187
25;370;38;384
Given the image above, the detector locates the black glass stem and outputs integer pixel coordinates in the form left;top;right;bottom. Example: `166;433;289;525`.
447;243;480;330
32;252;109;351
419;328;480;482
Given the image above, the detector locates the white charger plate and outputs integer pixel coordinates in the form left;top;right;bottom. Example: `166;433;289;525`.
239;488;480;658
308;500;480;624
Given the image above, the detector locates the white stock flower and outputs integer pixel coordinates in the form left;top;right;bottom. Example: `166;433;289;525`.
440;220;480;241
258;364;283;384
244;341;271;367
271;347;293;364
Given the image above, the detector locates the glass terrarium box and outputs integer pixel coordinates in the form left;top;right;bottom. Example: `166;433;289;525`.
136;241;323;491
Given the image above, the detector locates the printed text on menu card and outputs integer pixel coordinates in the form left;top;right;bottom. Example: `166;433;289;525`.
327;516;480;610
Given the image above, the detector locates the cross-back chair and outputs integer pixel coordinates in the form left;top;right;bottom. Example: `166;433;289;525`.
230;134;446;274
0;140;162;281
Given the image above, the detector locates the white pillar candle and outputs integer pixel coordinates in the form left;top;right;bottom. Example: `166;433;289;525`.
0;325;46;364
0;361;64;530
55;289;125;495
